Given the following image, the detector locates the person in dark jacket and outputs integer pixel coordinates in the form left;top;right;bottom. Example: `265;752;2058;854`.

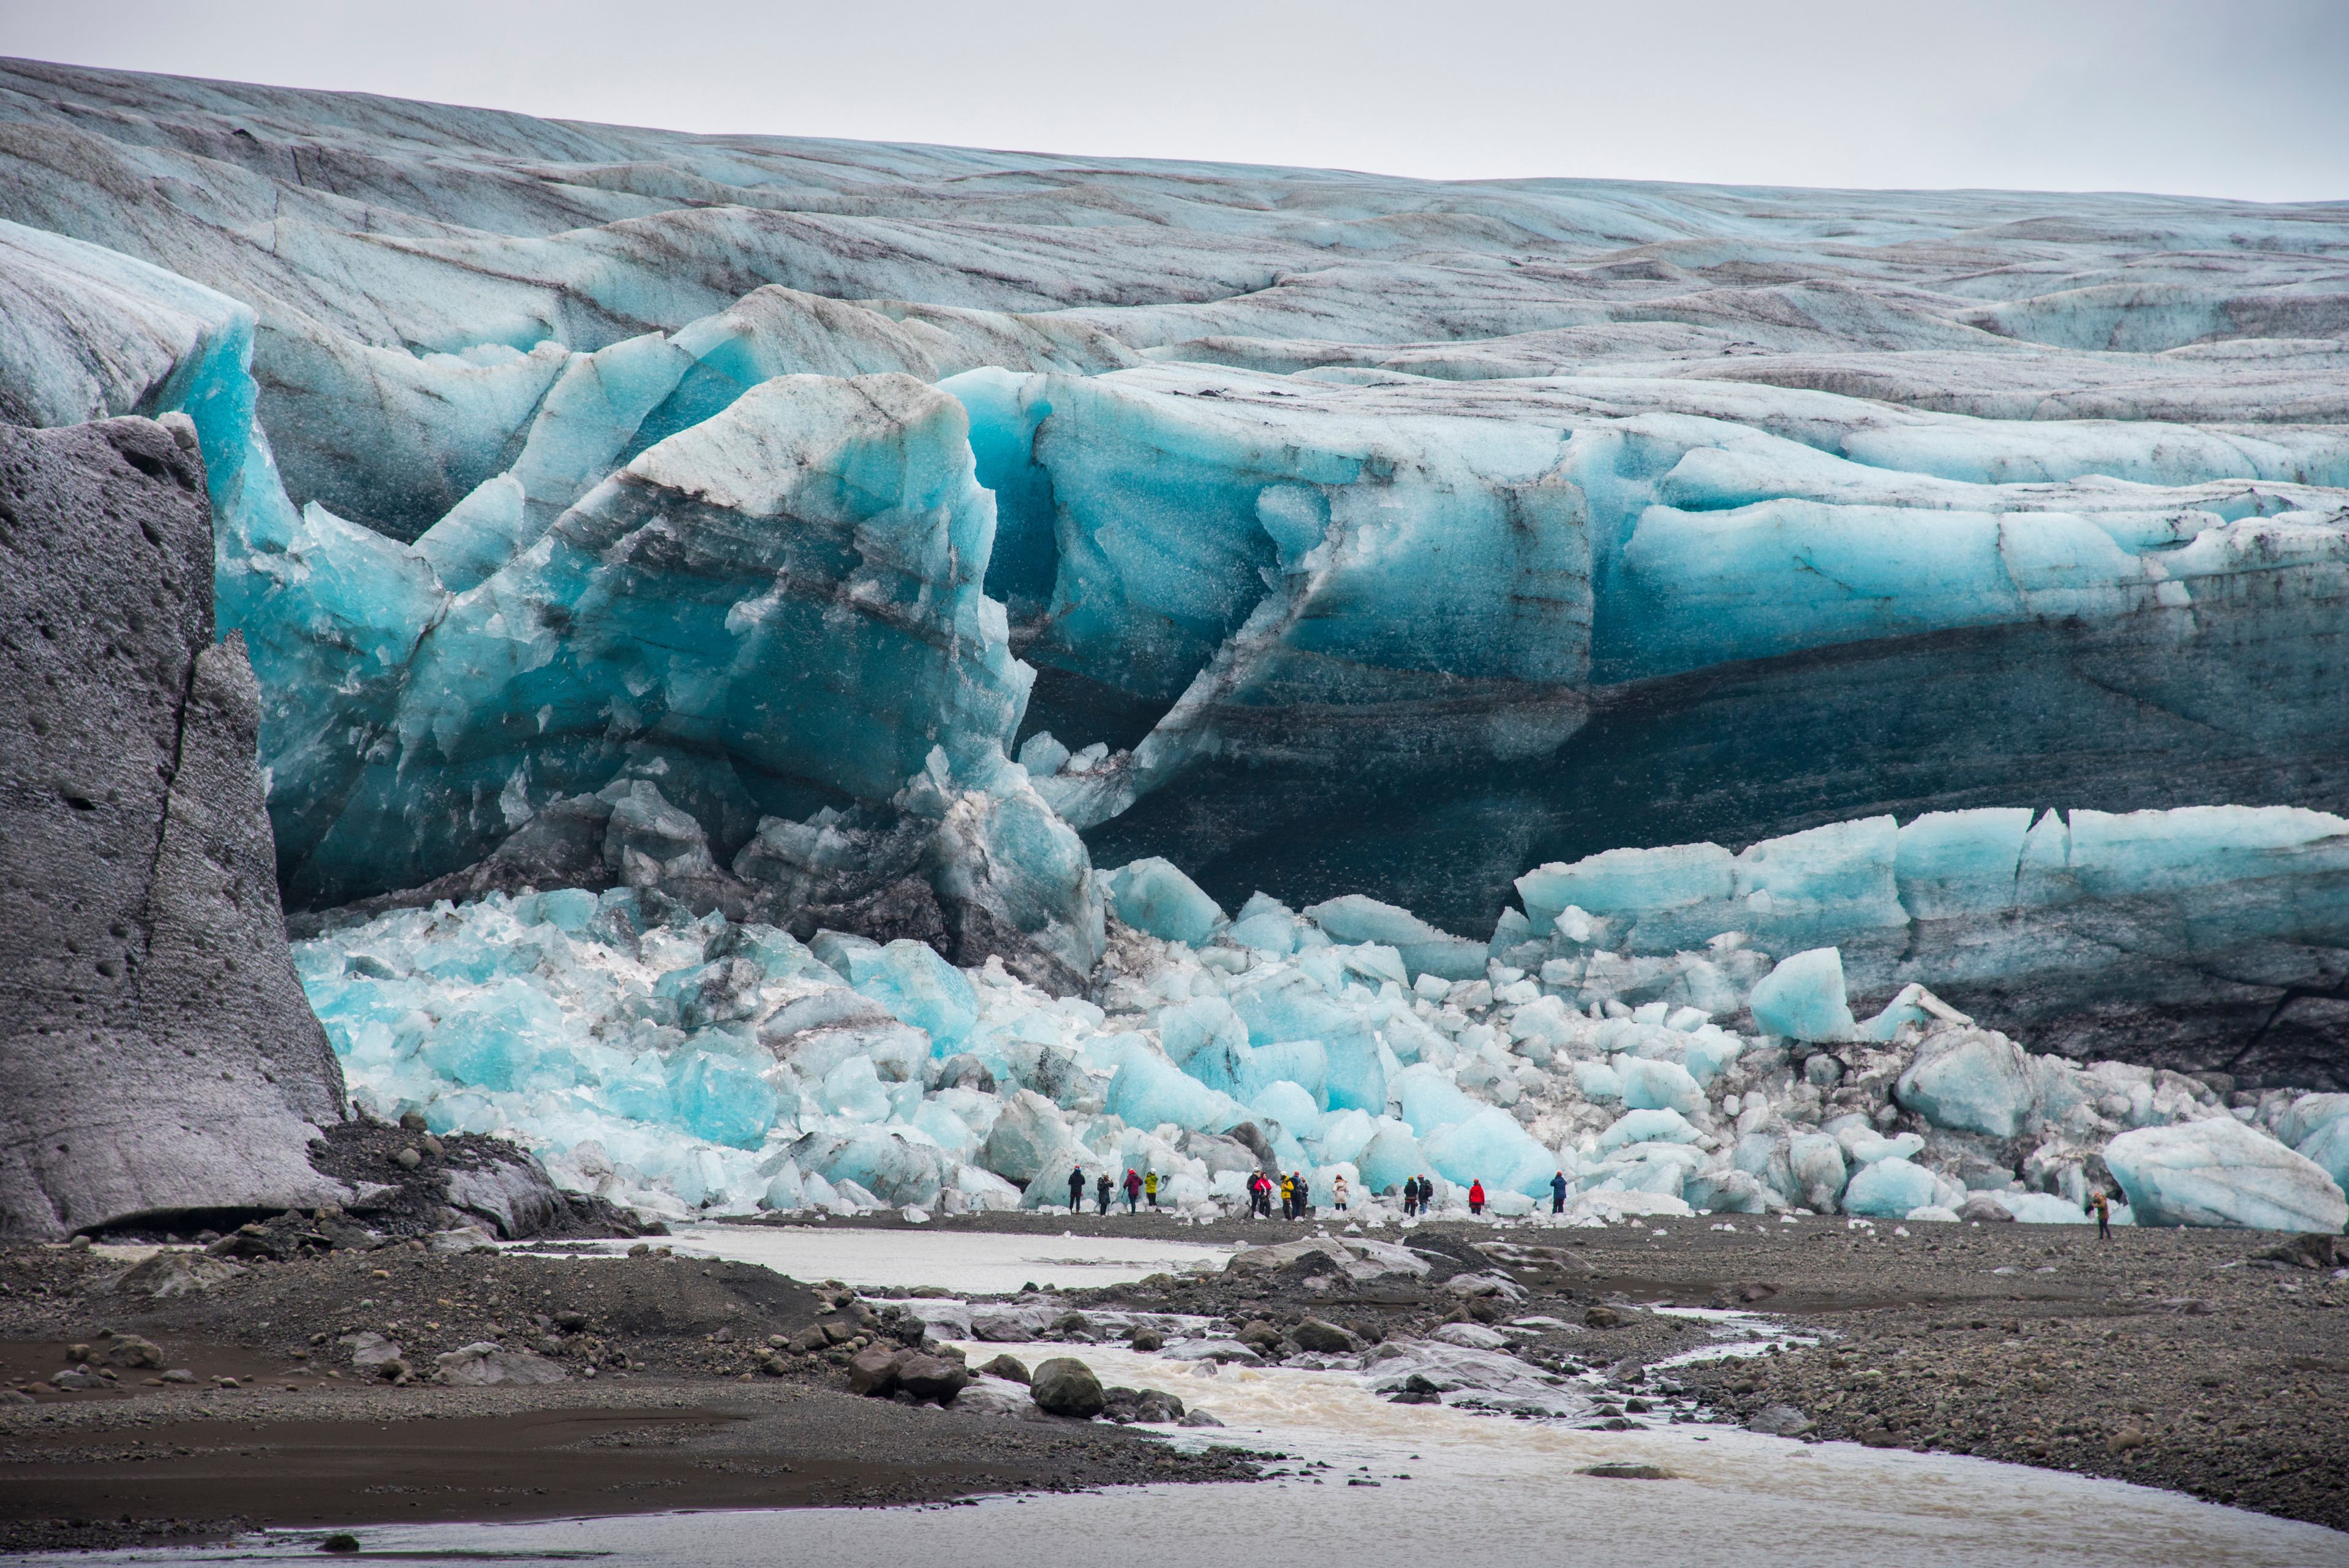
1095;1172;1113;1215
1123;1167;1142;1213
1551;1170;1569;1215
1066;1166;1085;1213
1401;1175;1419;1217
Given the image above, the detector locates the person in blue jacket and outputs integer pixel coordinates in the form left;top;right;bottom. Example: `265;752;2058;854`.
1551;1170;1569;1215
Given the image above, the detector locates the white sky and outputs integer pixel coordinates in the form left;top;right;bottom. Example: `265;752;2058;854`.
3;0;2345;202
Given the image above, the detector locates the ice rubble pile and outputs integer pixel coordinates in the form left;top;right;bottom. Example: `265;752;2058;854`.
1501;802;2349;1066
298;823;2349;1233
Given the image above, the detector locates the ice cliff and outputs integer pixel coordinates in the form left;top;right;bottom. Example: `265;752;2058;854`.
4;59;2349;1229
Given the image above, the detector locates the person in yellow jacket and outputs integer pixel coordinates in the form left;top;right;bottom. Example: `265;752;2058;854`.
1280;1172;1297;1221
1144;1169;1160;1208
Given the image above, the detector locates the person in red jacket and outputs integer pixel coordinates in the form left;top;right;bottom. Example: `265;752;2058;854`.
1122;1167;1142;1214
1468;1178;1487;1216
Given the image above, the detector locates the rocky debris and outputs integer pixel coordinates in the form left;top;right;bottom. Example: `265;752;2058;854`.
434;1342;568;1386
300;1117;658;1243
1028;1356;1106;1419
0;415;348;1239
848;1344;972;1404
2253;1233;2339;1270
1099;1385;1186;1424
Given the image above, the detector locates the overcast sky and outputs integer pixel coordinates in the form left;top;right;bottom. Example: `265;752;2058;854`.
4;0;2344;202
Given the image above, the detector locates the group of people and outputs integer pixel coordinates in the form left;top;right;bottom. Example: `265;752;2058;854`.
1056;1164;1583;1222
1242;1169;1341;1219
1066;1165;1163;1215
1401;1174;1469;1215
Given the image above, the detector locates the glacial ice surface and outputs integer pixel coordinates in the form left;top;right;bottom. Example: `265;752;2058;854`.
6;60;2349;1019
6;62;2349;1205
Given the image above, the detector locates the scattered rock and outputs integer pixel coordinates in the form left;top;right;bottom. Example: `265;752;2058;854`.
1177;1408;1226;1427
1388;1373;1442;1404
2108;1427;2150;1454
979;1352;1030;1384
1582;1463;1673;1479
1128;1328;1164;1351
101;1333;162;1369
1584;1305;1623;1329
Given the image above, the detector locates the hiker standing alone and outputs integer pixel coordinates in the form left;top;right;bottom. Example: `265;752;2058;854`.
1550;1169;1569;1216
2089;1187;2112;1238
1066;1165;1085;1214
1468;1178;1487;1216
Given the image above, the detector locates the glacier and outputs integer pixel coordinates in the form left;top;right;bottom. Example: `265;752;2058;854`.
4;58;2349;1232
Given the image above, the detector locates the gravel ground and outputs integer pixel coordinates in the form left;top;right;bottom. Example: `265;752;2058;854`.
0;1235;1259;1553
6;1207;2342;1550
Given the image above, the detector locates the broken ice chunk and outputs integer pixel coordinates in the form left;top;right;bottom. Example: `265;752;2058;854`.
1106;857;1227;945
1746;947;1857;1042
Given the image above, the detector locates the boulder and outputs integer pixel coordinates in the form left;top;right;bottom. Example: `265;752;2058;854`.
338;1332;403;1370
1747;1404;1815;1436
114;1251;247;1297
2106;1117;2348;1232
0;417;348;1237
1130;1388;1186;1423
434;1343;567;1386
1291;1319;1362;1354
890;1351;972;1403
978;1352;1030;1384
1028;1355;1106;1418
847;1344;901;1395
